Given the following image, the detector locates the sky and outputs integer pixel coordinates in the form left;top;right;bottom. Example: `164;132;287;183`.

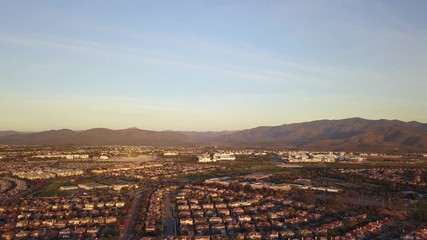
1;0;427;131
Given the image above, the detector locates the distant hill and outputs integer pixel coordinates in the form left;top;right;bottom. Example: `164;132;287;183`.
0;128;193;146
212;118;427;151
0;131;23;137
180;131;237;142
1;118;427;151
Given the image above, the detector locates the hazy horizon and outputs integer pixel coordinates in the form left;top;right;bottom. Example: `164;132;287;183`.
1;1;427;131
1;116;426;133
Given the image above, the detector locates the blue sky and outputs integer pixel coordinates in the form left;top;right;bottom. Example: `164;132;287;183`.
1;0;426;131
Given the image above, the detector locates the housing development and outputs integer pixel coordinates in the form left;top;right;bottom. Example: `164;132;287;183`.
3;0;427;239
0;145;426;240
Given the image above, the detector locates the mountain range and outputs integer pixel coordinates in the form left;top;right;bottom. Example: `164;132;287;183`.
1;118;427;151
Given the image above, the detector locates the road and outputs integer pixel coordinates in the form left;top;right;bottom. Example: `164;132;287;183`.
163;192;176;236
119;190;145;240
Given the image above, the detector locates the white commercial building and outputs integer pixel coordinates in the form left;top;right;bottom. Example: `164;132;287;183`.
213;153;236;161
198;154;212;162
164;151;179;156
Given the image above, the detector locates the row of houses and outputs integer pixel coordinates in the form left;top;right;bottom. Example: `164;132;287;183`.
339;168;426;187
1;226;104;240
92;162;222;181
0;177;29;203
12;168;84;180
144;186;177;234
204;177;340;193
170;184;355;239
0;195;128;239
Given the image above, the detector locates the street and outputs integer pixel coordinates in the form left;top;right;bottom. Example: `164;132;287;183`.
163;191;176;236
119;190;145;240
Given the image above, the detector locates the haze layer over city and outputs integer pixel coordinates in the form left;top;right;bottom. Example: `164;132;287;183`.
0;1;426;240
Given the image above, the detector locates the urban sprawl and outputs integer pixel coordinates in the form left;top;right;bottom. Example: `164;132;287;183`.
0;145;426;240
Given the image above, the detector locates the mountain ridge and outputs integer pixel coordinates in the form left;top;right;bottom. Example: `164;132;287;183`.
1;118;427;151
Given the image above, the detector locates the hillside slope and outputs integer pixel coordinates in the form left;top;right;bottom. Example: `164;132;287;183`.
1;118;426;151
214;118;427;151
0;128;193;146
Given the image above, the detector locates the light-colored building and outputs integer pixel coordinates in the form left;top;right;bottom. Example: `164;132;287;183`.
349;157;366;162
198;154;212;162
13;171;56;180
50;169;84;177
213;153;236;161
269;183;291;191
78;182;109;190
111;183;138;191
164;151;178;156
59;185;78;191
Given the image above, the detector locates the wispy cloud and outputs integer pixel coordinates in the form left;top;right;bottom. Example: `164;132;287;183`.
0;33;339;87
